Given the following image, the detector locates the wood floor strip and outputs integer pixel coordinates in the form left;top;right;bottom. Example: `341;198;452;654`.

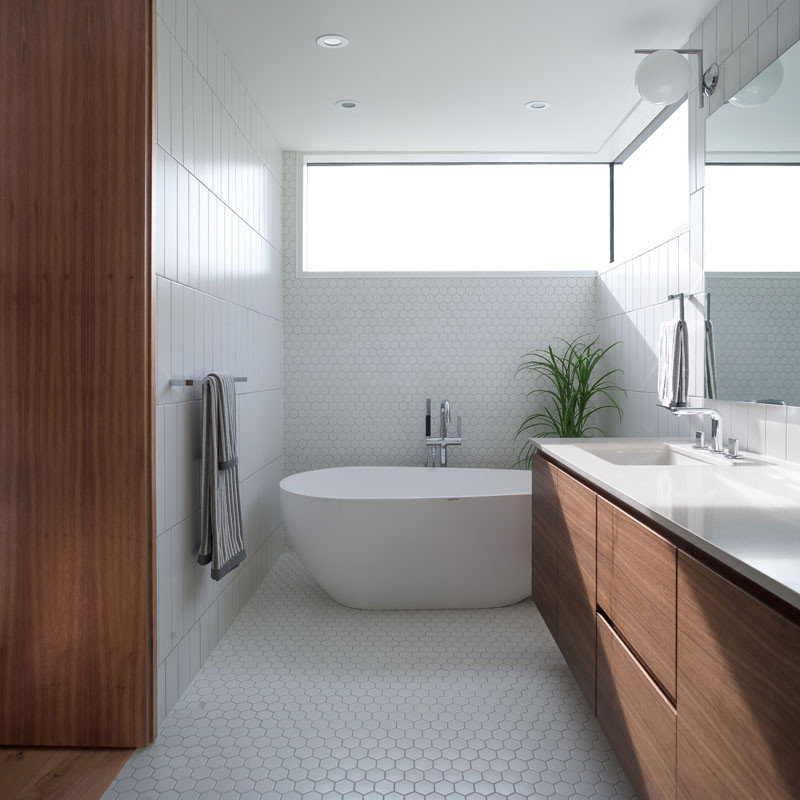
0;747;133;800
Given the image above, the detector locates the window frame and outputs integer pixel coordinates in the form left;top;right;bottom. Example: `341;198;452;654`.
295;153;610;278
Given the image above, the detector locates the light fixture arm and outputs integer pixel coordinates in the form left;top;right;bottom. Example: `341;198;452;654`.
634;48;719;108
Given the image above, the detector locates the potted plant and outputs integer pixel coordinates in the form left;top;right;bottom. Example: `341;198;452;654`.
516;336;625;468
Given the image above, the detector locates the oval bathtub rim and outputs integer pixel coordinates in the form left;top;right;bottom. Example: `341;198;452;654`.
279;465;532;502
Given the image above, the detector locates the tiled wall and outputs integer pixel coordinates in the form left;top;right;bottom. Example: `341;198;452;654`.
154;0;284;726
705;272;800;405
282;153;597;475
599;0;800;462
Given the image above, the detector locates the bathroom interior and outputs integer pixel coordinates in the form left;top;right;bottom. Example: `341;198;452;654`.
2;0;799;798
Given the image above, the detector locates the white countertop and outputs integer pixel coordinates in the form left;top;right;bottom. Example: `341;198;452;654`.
532;437;800;612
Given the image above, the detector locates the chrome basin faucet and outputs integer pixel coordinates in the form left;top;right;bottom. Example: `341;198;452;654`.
425;398;462;467
669;407;723;453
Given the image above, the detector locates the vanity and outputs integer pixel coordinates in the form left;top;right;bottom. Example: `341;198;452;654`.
530;437;800;800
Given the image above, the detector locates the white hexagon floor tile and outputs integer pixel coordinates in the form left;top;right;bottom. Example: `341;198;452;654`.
105;554;636;800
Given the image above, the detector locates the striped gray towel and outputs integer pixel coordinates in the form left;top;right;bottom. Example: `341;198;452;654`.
197;372;246;580
657;319;688;408
704;319;717;400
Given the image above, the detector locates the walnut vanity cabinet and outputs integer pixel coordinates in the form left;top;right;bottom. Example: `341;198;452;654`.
677;553;800;800
597;615;676;800
531;457;558;639
597;498;677;699
555;471;597;711
530;457;597;710
531;452;800;800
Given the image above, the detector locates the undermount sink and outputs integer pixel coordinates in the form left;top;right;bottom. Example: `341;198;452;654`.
575;441;712;466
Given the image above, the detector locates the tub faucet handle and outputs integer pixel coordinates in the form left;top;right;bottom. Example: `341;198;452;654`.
456;415;461;438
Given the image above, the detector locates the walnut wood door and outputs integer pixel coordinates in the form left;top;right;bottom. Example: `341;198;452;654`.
677;553;800;799
0;0;155;746
556;471;597;711
531;455;558;638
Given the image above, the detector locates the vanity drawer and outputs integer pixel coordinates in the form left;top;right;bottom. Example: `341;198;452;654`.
597;498;677;698
597;615;676;800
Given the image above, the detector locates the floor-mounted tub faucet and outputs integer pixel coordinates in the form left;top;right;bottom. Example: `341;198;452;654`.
425;398;462;466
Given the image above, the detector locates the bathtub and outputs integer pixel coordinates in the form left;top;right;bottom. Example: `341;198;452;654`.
279;466;531;610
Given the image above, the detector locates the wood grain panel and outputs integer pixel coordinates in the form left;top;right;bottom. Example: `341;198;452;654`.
556;470;597;711
531;454;558;639
597;615;676;800
0;0;156;746
677;553;800;800
0;747;132;800
597;498;677;698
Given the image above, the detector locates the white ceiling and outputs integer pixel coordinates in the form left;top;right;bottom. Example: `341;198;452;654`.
195;0;719;158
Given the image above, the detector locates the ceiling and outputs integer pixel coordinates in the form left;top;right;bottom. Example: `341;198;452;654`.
195;0;719;158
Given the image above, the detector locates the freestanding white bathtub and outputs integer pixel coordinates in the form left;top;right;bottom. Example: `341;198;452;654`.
279;467;531;610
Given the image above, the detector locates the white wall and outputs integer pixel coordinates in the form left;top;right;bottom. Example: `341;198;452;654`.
281;153;598;475
154;0;284;726
598;0;800;463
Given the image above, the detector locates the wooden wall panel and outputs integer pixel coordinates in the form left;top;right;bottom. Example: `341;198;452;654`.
0;0;155;746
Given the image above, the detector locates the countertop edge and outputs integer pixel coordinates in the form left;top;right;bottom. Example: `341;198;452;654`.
533;439;800;615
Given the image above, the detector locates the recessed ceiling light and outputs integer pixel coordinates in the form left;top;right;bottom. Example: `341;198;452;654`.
335;99;359;109
524;101;551;111
317;34;349;48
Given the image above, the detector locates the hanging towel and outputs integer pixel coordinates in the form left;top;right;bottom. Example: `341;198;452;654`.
657;320;689;408
704;319;717;400
197;372;246;580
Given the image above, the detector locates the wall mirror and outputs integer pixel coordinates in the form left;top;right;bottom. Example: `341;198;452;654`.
704;38;800;406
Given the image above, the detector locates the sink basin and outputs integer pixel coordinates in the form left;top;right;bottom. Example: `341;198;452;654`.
576;441;711;466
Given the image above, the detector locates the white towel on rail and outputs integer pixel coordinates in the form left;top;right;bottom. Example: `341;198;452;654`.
657;320;689;408
197;372;246;580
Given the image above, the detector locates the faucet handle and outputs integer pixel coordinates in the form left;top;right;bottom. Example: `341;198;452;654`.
456;415;461;438
694;430;705;449
726;438;740;459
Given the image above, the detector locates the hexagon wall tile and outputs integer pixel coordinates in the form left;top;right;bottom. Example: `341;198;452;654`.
282;152;598;477
105;554;636;799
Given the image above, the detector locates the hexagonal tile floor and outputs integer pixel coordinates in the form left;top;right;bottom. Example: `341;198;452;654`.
105;554;637;800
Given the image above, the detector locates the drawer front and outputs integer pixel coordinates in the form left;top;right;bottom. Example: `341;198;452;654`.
531;455;558;638
597;615;677;800
677;553;800;800
597;497;677;698
557;470;597;711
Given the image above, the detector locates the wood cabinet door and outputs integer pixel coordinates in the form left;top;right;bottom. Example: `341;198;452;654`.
531;454;558;638
557;470;597;711
677;553;800;800
597;615;676;800
597;498;677;699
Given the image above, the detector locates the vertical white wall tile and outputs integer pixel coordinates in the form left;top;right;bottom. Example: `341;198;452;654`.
157;530;172;663
765;404;788;460
716;0;733;61
749;0;768;32
757;11;779;71
169;34;183;162
778;0;800;54
740;31;759;86
787;406;800;463
155;5;283;728
156;18;171;149
747;403;767;454
731;0;749;49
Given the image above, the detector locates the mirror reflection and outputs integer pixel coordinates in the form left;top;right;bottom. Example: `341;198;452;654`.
704;39;800;406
